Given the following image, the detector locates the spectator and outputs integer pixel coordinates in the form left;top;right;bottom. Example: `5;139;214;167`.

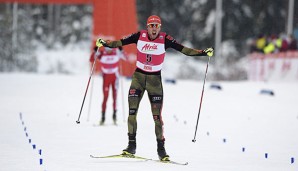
263;34;277;54
276;34;288;52
288;34;297;50
255;34;267;53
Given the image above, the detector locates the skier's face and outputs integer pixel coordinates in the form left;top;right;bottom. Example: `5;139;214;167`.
147;23;161;40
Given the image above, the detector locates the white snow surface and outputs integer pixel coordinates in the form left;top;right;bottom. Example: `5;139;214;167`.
0;73;298;171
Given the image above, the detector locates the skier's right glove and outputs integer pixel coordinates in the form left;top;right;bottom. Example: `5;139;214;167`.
96;38;106;47
203;47;214;57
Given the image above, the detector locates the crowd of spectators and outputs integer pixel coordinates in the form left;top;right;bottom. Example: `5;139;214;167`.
250;33;297;54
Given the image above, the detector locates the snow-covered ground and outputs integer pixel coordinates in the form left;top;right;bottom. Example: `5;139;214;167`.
0;72;297;171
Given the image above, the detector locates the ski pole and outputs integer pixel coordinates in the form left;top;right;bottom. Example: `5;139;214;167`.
192;56;211;142
86;77;94;122
76;49;99;124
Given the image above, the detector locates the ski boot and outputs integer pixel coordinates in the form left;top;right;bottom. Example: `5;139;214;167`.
122;133;136;155
112;110;117;125
99;112;105;125
157;139;170;161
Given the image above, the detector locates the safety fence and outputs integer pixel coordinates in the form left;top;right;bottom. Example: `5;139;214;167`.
249;51;298;82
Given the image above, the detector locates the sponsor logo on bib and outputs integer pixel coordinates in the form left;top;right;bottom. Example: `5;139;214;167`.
141;44;158;51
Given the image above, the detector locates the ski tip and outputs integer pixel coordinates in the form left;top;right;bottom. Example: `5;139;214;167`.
157;159;188;165
90;154;100;158
171;161;188;165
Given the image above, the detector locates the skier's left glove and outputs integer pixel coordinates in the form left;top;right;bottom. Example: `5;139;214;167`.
96;38;106;47
203;47;214;57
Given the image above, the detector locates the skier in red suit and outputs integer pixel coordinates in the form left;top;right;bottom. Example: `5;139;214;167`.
90;46;125;125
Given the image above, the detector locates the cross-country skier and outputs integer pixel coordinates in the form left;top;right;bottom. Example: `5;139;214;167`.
90;46;126;125
95;15;214;161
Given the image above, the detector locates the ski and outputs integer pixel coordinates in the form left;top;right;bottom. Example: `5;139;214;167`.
90;153;151;161
152;159;188;165
152;156;188;165
90;153;188;165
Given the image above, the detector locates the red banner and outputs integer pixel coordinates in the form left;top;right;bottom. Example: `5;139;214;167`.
249;51;298;81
